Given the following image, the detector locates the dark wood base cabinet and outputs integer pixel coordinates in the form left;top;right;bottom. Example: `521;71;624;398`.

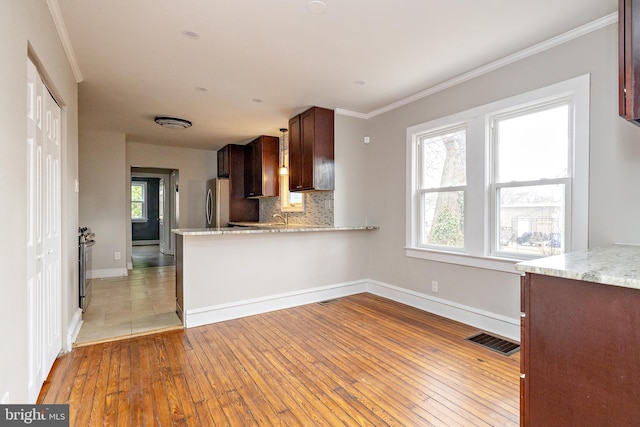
521;273;640;426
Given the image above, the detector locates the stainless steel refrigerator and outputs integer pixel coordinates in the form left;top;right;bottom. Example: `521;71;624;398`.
205;178;230;228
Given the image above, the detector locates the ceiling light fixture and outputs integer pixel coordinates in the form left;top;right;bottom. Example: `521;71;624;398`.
154;116;192;129
307;0;327;15
181;30;200;39
279;128;289;176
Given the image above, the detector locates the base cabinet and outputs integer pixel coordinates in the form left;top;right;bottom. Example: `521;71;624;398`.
521;273;640;426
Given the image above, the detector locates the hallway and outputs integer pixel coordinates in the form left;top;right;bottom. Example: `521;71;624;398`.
75;246;181;346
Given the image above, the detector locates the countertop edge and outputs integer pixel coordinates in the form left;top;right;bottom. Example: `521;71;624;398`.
515;244;640;290
172;225;380;236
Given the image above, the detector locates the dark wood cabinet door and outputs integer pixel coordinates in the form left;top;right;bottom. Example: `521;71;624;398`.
217;145;230;178
522;272;640;426
300;109;316;190
619;0;640;125
288;115;303;191
288;107;334;192
244;140;259;197
244;136;279;198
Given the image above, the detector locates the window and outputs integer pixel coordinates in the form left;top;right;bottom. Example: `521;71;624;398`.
131;181;147;222
491;101;571;257
406;75;589;272
280;147;305;212
417;125;466;249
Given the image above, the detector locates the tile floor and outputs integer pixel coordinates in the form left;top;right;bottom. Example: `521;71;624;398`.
75;265;182;346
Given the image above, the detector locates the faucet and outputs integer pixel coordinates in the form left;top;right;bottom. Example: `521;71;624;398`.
273;213;288;225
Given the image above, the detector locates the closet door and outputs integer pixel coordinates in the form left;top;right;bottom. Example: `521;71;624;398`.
26;58;62;403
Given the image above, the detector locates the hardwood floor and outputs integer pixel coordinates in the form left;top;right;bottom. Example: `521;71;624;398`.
39;293;520;426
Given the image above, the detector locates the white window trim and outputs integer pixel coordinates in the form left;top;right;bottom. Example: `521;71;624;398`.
131;181;148;222
406;74;590;273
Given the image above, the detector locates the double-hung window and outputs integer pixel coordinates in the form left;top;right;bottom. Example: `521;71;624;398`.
131;181;147;222
407;75;589;272
416;125;466;249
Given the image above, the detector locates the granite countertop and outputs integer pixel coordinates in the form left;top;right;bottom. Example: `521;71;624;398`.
172;224;379;236
515;244;640;290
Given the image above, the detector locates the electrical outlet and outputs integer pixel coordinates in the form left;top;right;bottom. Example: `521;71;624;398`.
431;280;439;292
114;251;121;260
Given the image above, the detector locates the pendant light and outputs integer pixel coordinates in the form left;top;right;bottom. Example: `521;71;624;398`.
279;128;289;176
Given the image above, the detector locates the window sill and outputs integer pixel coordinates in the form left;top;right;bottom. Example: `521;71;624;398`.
132;219;148;223
405;247;522;274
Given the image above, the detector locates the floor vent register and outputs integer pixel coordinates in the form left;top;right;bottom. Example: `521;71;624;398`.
317;298;341;306
465;332;520;356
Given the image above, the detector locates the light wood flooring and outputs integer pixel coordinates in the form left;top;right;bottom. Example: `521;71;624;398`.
43;293;520;426
75;265;181;346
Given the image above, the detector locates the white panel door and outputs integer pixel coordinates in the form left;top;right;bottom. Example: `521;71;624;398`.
26;58;62;403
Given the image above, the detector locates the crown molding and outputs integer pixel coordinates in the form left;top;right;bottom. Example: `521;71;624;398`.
336;12;618;120
47;0;84;83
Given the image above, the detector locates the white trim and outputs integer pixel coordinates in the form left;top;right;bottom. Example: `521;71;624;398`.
65;309;83;351
405;248;521;274
184;279;520;342
91;268;128;279
46;0;83;83
185;280;369;328
336;12;616;120
406;74;590;268
367;280;520;342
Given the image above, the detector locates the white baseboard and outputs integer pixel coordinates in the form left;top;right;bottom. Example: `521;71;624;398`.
184;278;520;341
132;240;160;246
90;268;128;279
185;280;369;328
66;308;83;351
367;280;520;342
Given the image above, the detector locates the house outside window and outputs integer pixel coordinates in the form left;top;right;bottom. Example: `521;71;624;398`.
406;75;589;272
131;181;147;222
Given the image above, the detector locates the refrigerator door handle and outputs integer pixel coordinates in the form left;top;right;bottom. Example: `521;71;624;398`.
206;188;213;226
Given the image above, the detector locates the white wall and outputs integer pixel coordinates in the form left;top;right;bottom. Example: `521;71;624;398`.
359;23;640;323
181;230;371;326
0;0;79;403
126;142;217;263
79;130;128;277
334;114;369;226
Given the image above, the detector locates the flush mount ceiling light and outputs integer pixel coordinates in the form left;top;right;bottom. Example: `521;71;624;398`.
154;116;192;129
307;0;327;15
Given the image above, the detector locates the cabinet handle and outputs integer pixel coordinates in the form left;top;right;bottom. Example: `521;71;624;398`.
296;185;302;189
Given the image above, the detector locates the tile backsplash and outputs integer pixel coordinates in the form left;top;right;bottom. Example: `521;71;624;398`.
259;192;334;226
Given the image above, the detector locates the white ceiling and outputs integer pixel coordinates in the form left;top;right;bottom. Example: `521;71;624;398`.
53;0;617;151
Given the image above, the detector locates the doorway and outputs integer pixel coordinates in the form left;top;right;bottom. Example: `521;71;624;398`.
74;168;181;346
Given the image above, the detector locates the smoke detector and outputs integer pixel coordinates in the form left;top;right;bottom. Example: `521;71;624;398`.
154;116;192;129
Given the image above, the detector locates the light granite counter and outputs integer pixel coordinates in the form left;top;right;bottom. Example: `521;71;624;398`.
515;244;640;290
172;224;379;236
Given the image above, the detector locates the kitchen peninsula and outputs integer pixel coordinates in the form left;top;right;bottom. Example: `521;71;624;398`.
173;225;378;328
516;244;640;426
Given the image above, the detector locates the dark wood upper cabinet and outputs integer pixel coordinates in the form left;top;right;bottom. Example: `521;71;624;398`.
243;135;279;198
288;106;334;192
217;144;258;222
619;0;640;125
217;145;230;178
